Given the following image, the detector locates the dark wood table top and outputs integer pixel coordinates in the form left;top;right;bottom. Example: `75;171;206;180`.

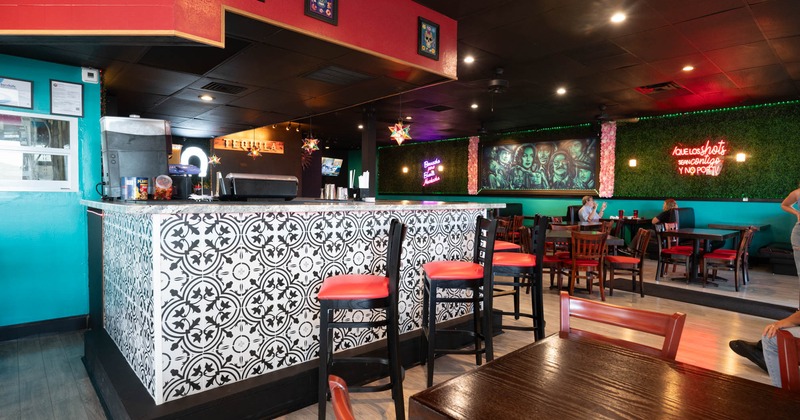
601;217;651;224
661;227;739;241
409;334;800;420
707;223;770;231
546;229;624;247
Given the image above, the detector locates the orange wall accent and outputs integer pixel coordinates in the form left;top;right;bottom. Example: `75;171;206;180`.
2;0;456;78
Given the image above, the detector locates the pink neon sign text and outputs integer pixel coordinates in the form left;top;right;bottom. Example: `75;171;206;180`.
423;158;441;186
671;139;728;176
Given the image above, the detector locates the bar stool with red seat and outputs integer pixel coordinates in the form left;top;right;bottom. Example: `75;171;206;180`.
421;216;497;387
317;219;406;420
492;215;548;339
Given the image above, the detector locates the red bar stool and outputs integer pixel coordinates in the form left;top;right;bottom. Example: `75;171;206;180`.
317;219;406;420
492;215;548;339
421;216;497;387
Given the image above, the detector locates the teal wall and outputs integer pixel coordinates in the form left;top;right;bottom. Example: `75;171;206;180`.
379;196;788;253
0;54;102;327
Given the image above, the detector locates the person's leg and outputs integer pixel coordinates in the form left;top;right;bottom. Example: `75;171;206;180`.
763;326;800;387
791;223;800;308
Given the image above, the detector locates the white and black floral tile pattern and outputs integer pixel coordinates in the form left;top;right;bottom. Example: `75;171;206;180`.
103;212;156;399
104;207;483;404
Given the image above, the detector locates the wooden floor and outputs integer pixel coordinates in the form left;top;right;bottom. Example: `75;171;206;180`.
0;260;797;420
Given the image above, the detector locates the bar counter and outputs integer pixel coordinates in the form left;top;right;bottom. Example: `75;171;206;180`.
81;198;502;416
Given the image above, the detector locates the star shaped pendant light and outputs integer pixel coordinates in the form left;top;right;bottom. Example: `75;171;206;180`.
301;136;319;153
247;146;261;159
208;154;221;165
389;122;411;145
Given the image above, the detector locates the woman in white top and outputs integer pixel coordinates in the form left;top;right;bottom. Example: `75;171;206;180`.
578;195;606;222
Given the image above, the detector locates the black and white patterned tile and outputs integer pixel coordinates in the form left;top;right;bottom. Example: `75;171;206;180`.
104;207;484;403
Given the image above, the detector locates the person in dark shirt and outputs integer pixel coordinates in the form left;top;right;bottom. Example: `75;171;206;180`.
652;198;678;224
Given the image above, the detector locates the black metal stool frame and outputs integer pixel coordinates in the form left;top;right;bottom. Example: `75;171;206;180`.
317;219;406;420
421;216;498;387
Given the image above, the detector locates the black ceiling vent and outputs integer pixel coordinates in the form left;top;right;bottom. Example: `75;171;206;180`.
425;105;454;112
200;82;248;95
304;65;373;85
635;81;682;95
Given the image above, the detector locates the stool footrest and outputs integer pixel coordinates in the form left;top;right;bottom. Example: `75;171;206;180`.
330;357;405;393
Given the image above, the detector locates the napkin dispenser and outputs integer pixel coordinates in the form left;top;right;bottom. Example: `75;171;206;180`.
220;173;297;201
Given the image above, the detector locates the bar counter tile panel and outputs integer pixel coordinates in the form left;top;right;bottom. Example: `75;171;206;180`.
103;207;483;404
102;212;156;400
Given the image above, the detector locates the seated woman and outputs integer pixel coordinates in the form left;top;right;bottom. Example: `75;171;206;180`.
579;195;606;222
652;198;678;224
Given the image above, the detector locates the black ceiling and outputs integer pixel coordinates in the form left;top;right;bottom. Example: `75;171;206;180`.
1;0;799;150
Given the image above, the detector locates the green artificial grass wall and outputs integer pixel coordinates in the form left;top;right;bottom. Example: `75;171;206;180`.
378;138;469;194
615;102;800;199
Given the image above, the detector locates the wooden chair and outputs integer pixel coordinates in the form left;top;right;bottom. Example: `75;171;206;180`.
495;216;510;241
546;224;579;290
777;329;800;391
654;223;692;281
562;231;607;301
710;226;757;284
600;220;614;234
559;291;687;360
506;215;525;244
328;375;356;420
701;228;756;291
604;228;651;297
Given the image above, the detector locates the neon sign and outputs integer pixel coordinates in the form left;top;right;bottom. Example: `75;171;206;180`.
423;158;442;186
671;139;728;176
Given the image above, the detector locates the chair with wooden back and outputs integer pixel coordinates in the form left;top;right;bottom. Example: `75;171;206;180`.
559;291;687;360
701;227;756;291
604;228;652;297
654;222;692;281
546;223;579;290
506;215;525;244
777;329;800;391
328;375;356;420
563;231;607;301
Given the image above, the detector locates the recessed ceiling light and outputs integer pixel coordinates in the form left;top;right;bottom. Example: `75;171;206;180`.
556;87;567;95
682;65;695;71
464;56;475;64
471;103;478;109
325;146;330;150
199;94;214;101
610;12;626;23
406;116;412;120
358;124;363;130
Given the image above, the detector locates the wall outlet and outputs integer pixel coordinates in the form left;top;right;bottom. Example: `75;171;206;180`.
82;67;99;84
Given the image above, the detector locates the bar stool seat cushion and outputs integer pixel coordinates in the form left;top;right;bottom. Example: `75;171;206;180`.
317;275;389;300
493;252;536;267
494;240;521;252
423;261;484;280
554;251;571;260
542;255;562;264
605;255;639;265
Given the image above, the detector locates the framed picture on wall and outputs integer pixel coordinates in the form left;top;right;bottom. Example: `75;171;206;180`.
305;0;337;25
50;80;83;117
479;138;599;195
0;76;33;109
418;17;439;60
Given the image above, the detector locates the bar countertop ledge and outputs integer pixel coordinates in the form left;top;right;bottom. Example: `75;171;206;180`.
81;198;503;419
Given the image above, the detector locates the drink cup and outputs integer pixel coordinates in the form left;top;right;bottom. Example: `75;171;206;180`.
618;210;624;218
633;210;639;218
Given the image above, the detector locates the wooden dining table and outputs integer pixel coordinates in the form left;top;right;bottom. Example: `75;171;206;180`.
409;333;800;419
546;229;625;247
662;227;739;283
